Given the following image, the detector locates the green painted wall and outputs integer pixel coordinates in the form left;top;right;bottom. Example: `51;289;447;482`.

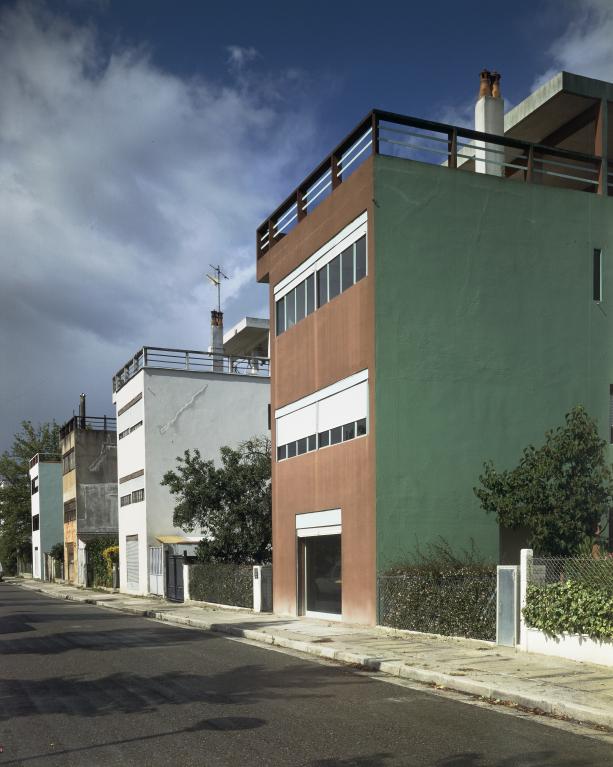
374;156;613;570
39;462;63;554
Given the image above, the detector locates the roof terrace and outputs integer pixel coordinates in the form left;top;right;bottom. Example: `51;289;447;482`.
113;346;270;394
59;415;117;441
257;72;613;262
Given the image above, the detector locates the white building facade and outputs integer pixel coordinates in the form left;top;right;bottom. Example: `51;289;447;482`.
112;317;270;598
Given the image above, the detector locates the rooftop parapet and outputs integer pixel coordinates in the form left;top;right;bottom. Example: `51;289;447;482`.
113;346;270;394
257;102;609;263
29;453;61;469
59;415;116;441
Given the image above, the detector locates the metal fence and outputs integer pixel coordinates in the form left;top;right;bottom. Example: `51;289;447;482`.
377;570;497;641
529;556;613;592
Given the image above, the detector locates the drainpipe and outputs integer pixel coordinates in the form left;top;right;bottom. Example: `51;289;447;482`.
475;69;504;176
210;310;224;373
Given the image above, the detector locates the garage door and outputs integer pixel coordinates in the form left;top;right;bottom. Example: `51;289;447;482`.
126;535;139;591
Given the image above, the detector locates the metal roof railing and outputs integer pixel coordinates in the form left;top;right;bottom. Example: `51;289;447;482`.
257;108;607;258
113;346;270;394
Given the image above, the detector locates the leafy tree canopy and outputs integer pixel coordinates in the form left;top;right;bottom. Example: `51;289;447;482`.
161;436;271;565
474;406;613;556
0;421;60;572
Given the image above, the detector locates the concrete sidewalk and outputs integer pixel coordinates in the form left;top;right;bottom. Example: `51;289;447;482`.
10;578;613;731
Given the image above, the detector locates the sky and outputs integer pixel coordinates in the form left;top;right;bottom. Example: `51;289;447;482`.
1;0;613;452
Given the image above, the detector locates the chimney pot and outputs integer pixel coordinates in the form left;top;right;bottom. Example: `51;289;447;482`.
479;69;492;98
490;71;501;98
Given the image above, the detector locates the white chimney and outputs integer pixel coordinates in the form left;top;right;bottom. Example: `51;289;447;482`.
475;70;504;176
210;310;224;373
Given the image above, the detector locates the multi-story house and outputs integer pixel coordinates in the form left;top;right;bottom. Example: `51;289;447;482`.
59;396;118;584
28;453;63;580
256;70;613;625
112;314;270;600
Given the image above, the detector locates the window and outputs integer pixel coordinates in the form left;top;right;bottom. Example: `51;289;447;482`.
330;426;342;445
296;282;306;323
119;420;143;440
132;488;145;504
594;249;603;302
31;476;39;495
276;296;285;335
317;266;328;307
32;514;40;531
328;255;341;300
62;449;75;475
306;274;315;315
341;245;353;290
120;494;132;507
275;234;367;336
355;236;367;281
276;371;369;461
286;290;296;330
63;499;76;522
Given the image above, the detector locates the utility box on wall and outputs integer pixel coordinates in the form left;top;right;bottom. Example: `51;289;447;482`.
253;565;273;612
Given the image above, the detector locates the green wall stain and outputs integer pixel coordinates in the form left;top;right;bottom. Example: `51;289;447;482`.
374;156;613;571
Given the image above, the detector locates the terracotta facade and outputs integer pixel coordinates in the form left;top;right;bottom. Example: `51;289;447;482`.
260;159;377;624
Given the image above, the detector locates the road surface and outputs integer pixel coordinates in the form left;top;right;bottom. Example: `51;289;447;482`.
1;583;611;766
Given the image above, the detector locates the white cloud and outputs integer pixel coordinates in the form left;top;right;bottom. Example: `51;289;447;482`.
227;45;260;70
533;0;613;90
0;2;318;449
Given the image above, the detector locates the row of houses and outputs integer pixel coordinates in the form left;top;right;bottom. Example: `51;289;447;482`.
29;315;270;599
29;69;613;625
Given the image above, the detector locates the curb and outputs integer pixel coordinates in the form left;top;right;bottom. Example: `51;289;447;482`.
12;582;613;732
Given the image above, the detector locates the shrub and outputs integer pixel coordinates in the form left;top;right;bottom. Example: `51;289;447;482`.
86;536;118;588
379;539;497;640
189;561;253;608
524;581;613;640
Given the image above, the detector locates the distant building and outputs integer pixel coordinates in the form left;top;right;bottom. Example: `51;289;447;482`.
112;314;270;600
28;453;63;581
59;395;117;585
256;70;613;624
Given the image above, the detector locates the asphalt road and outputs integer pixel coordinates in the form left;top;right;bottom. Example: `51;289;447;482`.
1;584;612;767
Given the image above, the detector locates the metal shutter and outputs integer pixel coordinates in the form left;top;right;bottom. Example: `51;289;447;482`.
126;535;139;590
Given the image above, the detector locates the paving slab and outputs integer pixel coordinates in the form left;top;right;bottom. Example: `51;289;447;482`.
10;577;613;731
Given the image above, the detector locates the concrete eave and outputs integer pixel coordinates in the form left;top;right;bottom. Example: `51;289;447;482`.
223;316;269;357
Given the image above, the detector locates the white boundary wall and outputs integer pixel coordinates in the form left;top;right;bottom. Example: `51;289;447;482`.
519;548;613;667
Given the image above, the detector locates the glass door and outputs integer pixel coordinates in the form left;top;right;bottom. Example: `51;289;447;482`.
300;534;342;618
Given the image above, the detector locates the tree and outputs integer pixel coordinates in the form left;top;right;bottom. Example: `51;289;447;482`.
161;436;272;564
474;406;613;556
0;421;60;573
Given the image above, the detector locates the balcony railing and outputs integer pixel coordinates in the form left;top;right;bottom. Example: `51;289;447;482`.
257;109;609;258
59;415;117;441
29;453;61;469
113;346;271;393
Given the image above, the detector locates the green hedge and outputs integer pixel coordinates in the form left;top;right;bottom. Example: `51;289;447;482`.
524;581;613;640
378;568;497;641
189;562;253;608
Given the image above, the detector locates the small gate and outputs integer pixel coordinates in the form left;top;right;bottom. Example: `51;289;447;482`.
166;551;184;602
149;546;163;595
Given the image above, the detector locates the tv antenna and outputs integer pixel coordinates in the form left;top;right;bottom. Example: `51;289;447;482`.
206;264;229;312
